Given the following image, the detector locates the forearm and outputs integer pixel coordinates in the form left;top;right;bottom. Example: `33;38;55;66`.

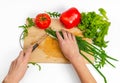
56;31;96;83
70;55;96;83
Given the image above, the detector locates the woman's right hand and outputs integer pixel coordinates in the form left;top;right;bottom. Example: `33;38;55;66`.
56;30;82;62
56;30;96;83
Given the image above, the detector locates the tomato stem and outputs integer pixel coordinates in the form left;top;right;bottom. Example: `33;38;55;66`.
40;16;47;21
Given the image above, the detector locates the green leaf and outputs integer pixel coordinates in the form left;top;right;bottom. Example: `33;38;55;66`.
29;62;41;71
99;8;108;20
47;12;61;18
27;17;35;27
19;17;35;39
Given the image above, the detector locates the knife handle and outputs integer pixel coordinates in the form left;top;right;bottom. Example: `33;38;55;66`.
32;43;39;52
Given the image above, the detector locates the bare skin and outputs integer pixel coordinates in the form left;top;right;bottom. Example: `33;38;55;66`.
56;30;96;83
3;30;96;83
3;47;32;83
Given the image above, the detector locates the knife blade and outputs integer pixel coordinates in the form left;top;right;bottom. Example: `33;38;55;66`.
32;34;48;51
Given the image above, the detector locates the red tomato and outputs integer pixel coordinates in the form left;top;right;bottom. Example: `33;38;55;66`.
60;7;81;29
35;13;51;29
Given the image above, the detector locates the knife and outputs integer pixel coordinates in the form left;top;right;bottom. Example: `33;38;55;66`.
32;34;48;51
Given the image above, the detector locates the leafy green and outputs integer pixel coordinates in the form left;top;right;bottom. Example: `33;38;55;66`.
19;17;35;39
45;28;118;83
47;12;61;18
78;8;110;48
99;8;108;20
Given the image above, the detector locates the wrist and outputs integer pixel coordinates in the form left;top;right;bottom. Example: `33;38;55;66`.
70;54;85;64
3;76;19;83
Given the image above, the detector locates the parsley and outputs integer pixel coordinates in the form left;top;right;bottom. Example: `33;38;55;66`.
78;8;110;48
99;8;108;20
19;17;35;39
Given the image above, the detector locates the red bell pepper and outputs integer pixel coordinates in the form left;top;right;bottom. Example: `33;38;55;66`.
60;7;81;29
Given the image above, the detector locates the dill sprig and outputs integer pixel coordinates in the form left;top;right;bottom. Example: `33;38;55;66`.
47;12;61;18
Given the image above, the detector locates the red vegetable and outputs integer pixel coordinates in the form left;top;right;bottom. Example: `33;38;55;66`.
60;7;81;29
35;13;51;29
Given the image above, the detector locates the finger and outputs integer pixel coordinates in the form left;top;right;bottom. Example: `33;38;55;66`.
67;32;73;40
24;46;32;60
72;34;77;44
72;34;76;41
56;31;63;42
62;30;68;39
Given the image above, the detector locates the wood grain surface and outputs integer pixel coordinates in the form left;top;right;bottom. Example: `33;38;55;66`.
24;19;94;63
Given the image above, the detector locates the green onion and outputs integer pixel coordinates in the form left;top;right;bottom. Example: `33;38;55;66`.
45;28;118;83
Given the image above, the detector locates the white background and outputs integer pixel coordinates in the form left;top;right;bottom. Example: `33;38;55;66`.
0;0;120;83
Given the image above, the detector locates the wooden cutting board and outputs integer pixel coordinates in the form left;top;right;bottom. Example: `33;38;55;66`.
24;19;94;63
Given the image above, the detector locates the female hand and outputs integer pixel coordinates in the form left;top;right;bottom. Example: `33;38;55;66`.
56;30;81;62
3;47;32;83
56;30;96;83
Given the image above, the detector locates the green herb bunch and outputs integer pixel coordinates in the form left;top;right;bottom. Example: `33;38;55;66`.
45;28;118;83
78;8;110;48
